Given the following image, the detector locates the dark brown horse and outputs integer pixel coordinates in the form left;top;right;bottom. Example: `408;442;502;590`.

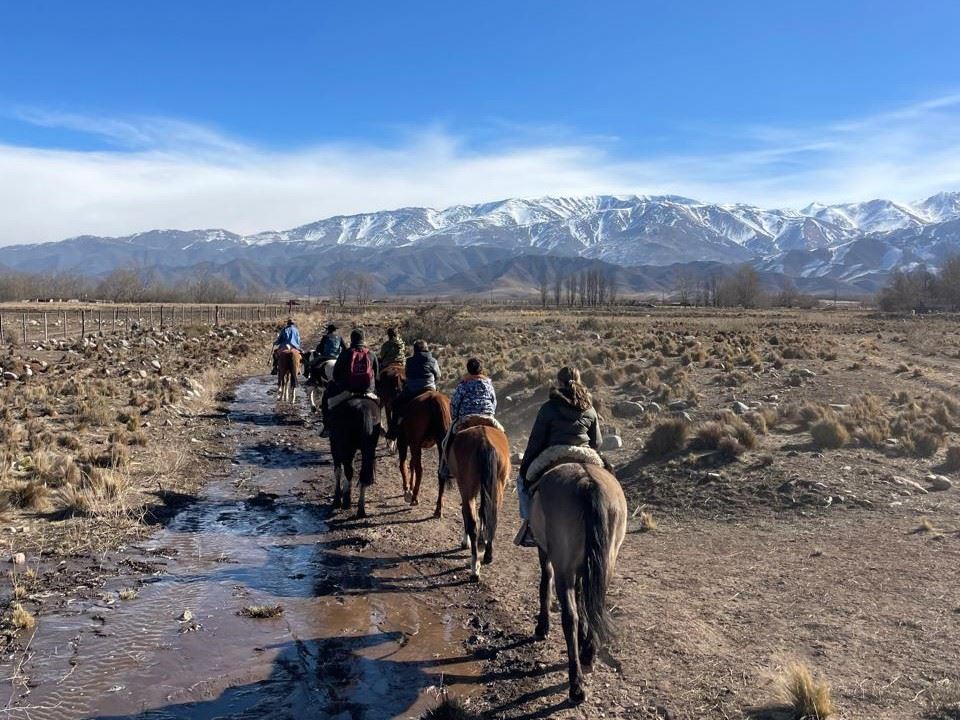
447;421;510;580
396;390;451;516
376;363;405;448
276;348;301;403
328;396;380;518
530;463;627;705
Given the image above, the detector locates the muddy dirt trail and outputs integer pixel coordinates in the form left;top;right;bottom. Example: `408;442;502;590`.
4;376;482;720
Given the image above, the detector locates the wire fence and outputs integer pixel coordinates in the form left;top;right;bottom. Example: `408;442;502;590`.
0;303;295;345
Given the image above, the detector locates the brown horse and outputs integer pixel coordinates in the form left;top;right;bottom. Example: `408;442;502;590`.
530;462;627;705
376;363;405;448
447;421;510;581
396;390;451;516
276;348;301;403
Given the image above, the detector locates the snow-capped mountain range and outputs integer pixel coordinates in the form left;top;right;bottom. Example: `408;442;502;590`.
3;192;960;296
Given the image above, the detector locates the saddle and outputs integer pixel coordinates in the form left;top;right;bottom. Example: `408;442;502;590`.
455;414;505;433
327;389;379;411
524;444;604;494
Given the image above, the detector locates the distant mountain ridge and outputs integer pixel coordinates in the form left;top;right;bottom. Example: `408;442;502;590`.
3;192;959;296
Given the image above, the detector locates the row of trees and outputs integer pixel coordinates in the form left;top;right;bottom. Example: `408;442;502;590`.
537;268;619;308
329;270;376;309
877;256;960;312
0;268;270;304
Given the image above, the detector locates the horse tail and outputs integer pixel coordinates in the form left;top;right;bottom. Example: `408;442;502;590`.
580;477;614;645
478;439;499;545
358;399;379;487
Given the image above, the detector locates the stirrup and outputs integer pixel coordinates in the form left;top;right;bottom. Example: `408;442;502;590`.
513;520;536;547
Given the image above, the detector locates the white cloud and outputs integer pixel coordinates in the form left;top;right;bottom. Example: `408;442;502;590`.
2;94;960;246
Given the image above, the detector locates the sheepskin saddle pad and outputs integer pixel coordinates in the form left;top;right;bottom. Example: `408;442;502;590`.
456;414;506;433
526;444;603;486
327;390;379;411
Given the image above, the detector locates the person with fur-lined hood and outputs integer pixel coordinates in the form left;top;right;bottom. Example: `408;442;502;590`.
514;366;602;546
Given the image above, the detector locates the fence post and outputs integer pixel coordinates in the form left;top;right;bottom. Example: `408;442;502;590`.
81;310;86;337
160;306;165;329
43;313;48;342
98;310;102;334
215;305;219;327
22;313;27;343
0;313;4;343
62;311;67;339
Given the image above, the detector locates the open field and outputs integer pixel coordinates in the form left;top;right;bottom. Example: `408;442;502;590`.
3;305;960;719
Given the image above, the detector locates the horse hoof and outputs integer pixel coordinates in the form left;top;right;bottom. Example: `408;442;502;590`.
534;624;549;641
433;509;442;519
354;509;366;520
460;539;469;550
410;498;419;506
569;686;587;706
469;572;480;583
482;552;493;565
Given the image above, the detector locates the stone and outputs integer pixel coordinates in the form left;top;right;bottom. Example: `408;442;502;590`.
927;474;953;492
889;476;928;494
647;402;662;414
10;552;26;565
732;401;750;414
668;400;688;411
601;435;623;451
799;368;816;378
150;360;161;370
612;401;645;418
2;371;18;381
178;609;193;622
138;370;148;378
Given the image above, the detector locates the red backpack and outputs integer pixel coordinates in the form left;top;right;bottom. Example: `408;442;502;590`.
346;348;374;392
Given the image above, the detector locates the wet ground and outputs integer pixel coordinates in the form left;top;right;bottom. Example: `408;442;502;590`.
4;376;481;720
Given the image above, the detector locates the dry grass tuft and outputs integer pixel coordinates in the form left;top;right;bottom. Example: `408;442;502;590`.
776;661;835;719
945;445;960;472
645;419;689;457
810;419;849;450
638;511;657;532
420;697;484;720
9;602;36;630
239;604;284;619
56;484;91;516
118;588;138;601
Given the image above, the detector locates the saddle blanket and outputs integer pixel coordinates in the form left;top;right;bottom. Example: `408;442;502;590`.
327;390;379;410
454;414;505;433
525;444;604;487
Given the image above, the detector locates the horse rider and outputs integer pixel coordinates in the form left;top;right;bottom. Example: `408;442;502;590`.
384;339;441;440
438;358;497;482
305;323;344;386
514;366;602;547
271;317;301;375
379;327;406;367
320;329;380;437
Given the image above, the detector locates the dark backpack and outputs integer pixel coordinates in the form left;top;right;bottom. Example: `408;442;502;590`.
346;348;374;392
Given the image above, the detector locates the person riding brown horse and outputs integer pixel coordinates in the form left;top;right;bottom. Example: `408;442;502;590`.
515;366;603;546
384;339;441;440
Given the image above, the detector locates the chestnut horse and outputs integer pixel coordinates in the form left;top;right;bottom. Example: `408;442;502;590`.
276;348;301;403
447;421;511;581
376;363;405;449
396;390;451;516
530;463;627;705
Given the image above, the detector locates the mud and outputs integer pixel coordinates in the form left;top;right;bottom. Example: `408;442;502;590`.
4;376;480;719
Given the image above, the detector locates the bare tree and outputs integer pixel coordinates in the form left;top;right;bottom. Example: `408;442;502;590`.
565;274;577;306
96;268;146;303
675;269;694;305
538;270;550;308
354;272;374;309
331;270;352;309
553;272;563;307
776;276;798;307
718;264;764;308
606;269;618;305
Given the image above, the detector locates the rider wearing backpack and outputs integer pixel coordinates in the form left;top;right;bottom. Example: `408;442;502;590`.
321;329;380;438
332;328;379;395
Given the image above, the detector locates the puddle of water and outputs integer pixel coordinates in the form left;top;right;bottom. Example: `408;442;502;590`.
4;376;480;720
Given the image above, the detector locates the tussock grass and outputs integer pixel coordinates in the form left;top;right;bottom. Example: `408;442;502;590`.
944;445;960;472
775;661;835;719
810;419;849;450
645;419;689;457
239;604;284;619
420;697;484;720
9;602;36;630
638;511;657;532
118;588;138;601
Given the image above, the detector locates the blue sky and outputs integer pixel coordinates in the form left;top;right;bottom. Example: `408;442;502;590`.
2;0;960;244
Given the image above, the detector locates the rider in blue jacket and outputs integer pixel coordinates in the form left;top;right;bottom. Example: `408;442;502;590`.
271;318;301;374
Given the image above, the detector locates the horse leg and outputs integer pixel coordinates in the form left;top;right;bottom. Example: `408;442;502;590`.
342;454;353;511
556;575;586;705
398;442;411;502
576;578;596;673
461;500;480;581
410;447;422;506
332;463;343;509
433;444;444;519
535;548;553;640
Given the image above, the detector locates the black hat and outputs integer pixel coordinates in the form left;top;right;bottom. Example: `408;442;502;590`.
326;324;337;333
